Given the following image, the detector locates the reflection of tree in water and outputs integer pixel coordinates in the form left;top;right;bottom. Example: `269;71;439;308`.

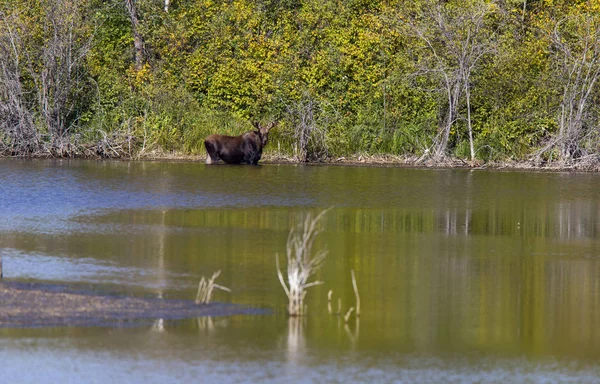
344;319;359;348
150;208;168;332
285;313;360;363
286;317;305;365
196;316;214;333
151;318;165;333
80;167;600;356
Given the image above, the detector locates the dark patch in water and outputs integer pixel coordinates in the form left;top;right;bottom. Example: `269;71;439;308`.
0;281;268;329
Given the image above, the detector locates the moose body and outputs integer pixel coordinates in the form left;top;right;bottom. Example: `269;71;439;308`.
204;122;276;165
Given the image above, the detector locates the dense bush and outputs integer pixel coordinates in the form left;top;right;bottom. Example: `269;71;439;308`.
1;0;599;165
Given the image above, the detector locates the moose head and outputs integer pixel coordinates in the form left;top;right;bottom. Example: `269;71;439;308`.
204;121;277;165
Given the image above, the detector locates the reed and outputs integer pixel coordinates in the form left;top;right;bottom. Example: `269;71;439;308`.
344;307;355;323
351;269;360;317
195;270;231;304
276;210;329;316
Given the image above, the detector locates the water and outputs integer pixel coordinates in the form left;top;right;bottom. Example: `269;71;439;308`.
1;159;600;383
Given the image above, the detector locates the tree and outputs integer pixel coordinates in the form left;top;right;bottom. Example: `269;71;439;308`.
536;9;600;162
285;93;330;162
0;0;93;155
124;0;145;71
0;9;37;154
403;0;496;161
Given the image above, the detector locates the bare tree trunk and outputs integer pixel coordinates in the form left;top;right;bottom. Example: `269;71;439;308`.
408;0;495;162
546;15;600;162
1;1;91;156
124;0;144;71
465;81;475;161
434;76;461;160
298;99;313;162
0;13;39;154
286;94;329;162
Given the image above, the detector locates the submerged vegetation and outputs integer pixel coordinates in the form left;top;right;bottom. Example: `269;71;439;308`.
0;281;250;328
1;0;600;167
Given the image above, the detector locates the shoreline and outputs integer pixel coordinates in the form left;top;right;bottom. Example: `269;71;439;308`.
2;152;599;172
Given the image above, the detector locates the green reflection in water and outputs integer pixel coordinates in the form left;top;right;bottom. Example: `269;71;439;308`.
1;163;600;367
4;206;600;359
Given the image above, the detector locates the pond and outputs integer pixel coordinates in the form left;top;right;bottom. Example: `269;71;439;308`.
1;159;599;383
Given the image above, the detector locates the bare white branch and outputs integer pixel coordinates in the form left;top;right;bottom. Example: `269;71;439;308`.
276;209;331;316
195;270;231;304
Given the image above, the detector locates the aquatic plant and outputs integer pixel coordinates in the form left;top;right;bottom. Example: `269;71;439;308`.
328;270;361;322
276;210;329;316
344;307;354;323
351;269;360;317
195;270;231;304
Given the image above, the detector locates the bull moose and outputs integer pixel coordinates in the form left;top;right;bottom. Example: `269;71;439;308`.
204;121;277;165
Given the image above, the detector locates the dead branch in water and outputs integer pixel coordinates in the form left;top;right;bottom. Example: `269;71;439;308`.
344;307;354;323
351;269;360;317
195;270;231;304
276;209;330;316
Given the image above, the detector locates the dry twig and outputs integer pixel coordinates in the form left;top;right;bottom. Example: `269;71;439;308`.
195;270;231;305
344;307;355;323
351;269;360;317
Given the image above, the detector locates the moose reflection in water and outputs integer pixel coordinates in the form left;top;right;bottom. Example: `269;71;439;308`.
204;121;276;165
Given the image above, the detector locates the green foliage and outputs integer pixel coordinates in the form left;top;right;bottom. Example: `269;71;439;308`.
182;109;250;155
2;0;600;163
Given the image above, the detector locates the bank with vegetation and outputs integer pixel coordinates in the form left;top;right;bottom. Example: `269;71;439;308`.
1;0;600;168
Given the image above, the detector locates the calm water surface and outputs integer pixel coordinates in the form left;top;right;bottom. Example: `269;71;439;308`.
1;159;600;383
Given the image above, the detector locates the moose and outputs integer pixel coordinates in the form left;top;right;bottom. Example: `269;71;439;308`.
204;121;277;165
